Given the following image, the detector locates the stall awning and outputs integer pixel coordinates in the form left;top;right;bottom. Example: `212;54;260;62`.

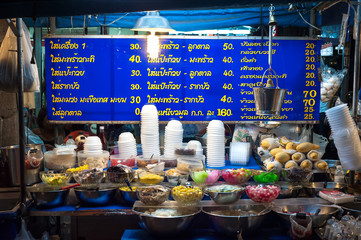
1;0;323;19
23;7;321;31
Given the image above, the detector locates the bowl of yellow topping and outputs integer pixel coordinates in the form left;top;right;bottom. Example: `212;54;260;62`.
172;185;203;206
118;184;139;205
138;171;164;185
66;165;89;174
40;171;71;187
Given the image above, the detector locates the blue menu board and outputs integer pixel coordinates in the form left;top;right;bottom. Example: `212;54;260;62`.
45;36;320;122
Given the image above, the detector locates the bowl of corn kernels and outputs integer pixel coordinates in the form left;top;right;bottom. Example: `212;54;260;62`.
171;185;203;206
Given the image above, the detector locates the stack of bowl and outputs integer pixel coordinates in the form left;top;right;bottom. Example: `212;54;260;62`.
84;136;102;153
164;120;183;158
118;132;137;159
140;104;160;158
326;104;361;170
229;142;250;165
206;120;225;167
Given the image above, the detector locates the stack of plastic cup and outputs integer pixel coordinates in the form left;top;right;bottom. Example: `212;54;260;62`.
83;136;102;154
326;104;361;170
118;132;137;159
187;140;203;156
230;142;250;165
140;104;160;158
206;120;225;167
164;120;183;158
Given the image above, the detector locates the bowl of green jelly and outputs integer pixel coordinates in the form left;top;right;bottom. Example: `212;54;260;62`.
253;170;279;183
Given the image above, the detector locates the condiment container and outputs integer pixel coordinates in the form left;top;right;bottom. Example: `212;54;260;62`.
176;155;205;174
44;150;76;170
159;156;177;168
110;155;136;168
77;150;110;169
136;155;160;168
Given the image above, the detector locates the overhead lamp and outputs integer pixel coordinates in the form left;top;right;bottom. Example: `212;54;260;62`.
132;11;174;59
132;11;174;33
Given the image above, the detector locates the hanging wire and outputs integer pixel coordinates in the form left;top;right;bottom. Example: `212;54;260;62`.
286;3;339;34
70;16;74;34
93;13;129;27
297;9;321;31
83;15;86;33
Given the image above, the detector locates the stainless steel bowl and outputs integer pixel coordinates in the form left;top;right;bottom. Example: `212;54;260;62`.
202;205;270;236
277;181;302;199
28;185;69;209
272;204;340;228
339;202;361;218
119;190;138;204
133;206;201;237
117;184;140;205
74;185;117;206
205;185;245;204
280;168;313;183
304;182;347;197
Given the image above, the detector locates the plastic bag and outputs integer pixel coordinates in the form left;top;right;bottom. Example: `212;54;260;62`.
232;124;259;142
320;67;347;103
15;219;35;240
313;133;328;158
0;19;39;92
25;127;44;145
41;231;49;240
290;214;312;240
298;125;311;143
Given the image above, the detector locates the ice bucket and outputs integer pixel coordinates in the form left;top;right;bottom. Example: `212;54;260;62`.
253;87;286;115
253;69;287;116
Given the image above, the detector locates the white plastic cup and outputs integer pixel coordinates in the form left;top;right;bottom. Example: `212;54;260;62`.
85;136;101;145
207;120;225;129
118;132;135;142
167;120;183;130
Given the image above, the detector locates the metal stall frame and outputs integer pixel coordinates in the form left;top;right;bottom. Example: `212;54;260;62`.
6;18;27;213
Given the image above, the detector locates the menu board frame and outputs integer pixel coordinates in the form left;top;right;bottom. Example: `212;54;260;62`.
45;35;321;124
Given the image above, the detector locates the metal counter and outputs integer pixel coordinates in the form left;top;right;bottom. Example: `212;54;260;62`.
30;198;329;217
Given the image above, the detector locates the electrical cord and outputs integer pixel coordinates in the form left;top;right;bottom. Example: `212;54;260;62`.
297;9;321;30
93;13;129;27
83;15;86;33
347;0;357;14
296;6;347;35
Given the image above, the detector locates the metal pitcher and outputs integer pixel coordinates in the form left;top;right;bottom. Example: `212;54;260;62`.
0;144;44;187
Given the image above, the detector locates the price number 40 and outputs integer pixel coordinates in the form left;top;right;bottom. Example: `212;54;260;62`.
129;55;141;63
